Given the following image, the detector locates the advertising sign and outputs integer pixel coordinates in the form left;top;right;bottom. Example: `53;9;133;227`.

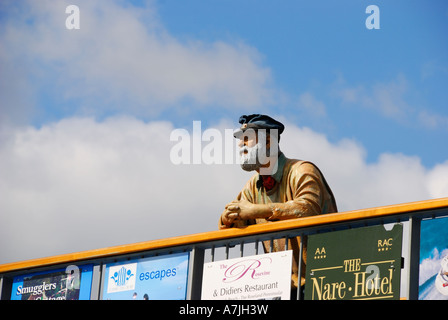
418;216;448;300
10;264;93;300
201;250;293;300
101;252;189;300
305;224;403;300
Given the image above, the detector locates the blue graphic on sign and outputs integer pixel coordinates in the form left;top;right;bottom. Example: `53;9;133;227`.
111;266;135;286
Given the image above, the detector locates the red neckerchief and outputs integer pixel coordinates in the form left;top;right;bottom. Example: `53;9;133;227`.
257;175;276;191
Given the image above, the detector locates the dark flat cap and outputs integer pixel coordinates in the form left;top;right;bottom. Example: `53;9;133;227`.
233;114;285;138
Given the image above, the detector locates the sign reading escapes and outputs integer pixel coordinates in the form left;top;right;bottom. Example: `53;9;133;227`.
101;252;189;300
305;224;403;300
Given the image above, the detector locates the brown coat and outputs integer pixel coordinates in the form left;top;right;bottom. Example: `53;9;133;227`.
219;153;337;288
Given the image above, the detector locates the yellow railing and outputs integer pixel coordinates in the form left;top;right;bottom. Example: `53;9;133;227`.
1;197;447;274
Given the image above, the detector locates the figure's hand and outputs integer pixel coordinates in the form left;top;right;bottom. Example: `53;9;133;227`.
221;199;273;228
220;201;241;227
224;199;258;220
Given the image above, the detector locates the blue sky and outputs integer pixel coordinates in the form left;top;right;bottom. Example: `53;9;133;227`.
0;0;447;264
155;0;448;167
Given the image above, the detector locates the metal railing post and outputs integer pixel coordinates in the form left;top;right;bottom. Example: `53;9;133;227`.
297;233;303;300
406;216;421;300
0;276;3;300
186;247;205;300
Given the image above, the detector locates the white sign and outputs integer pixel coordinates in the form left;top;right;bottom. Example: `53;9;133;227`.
201;251;293;300
107;263;137;293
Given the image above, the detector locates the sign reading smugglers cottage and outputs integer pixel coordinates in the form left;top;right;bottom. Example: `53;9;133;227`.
305;224;403;300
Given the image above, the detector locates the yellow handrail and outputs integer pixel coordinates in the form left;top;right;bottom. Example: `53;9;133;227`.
1;197;447;274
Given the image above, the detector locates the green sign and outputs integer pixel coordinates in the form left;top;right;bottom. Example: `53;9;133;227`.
305;224;403;300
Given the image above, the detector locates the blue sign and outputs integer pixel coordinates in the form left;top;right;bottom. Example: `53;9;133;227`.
10;264;93;300
419;216;448;300
102;252;190;300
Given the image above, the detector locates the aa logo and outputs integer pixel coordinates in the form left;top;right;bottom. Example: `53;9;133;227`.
314;247;326;259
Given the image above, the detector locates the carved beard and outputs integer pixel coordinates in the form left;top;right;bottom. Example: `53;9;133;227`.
239;130;279;173
239;143;263;172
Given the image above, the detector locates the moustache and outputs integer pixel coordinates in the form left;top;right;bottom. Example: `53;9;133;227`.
239;146;250;155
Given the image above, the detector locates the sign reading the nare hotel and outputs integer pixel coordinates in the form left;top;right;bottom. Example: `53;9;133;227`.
201;251;293;300
305;224;403;300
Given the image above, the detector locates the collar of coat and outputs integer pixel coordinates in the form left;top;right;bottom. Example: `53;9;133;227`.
256;152;286;190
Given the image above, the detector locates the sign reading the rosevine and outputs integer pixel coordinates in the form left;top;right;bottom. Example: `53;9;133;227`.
201;251;292;300
305;224;403;300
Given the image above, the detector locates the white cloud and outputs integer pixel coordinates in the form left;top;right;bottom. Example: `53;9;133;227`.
0;0;274;123
298;92;327;117
331;74;448;130
418;110;448;129
0;117;250;263
280;122;445;210
427;160;448;198
333;74;409;120
1;116;447;264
